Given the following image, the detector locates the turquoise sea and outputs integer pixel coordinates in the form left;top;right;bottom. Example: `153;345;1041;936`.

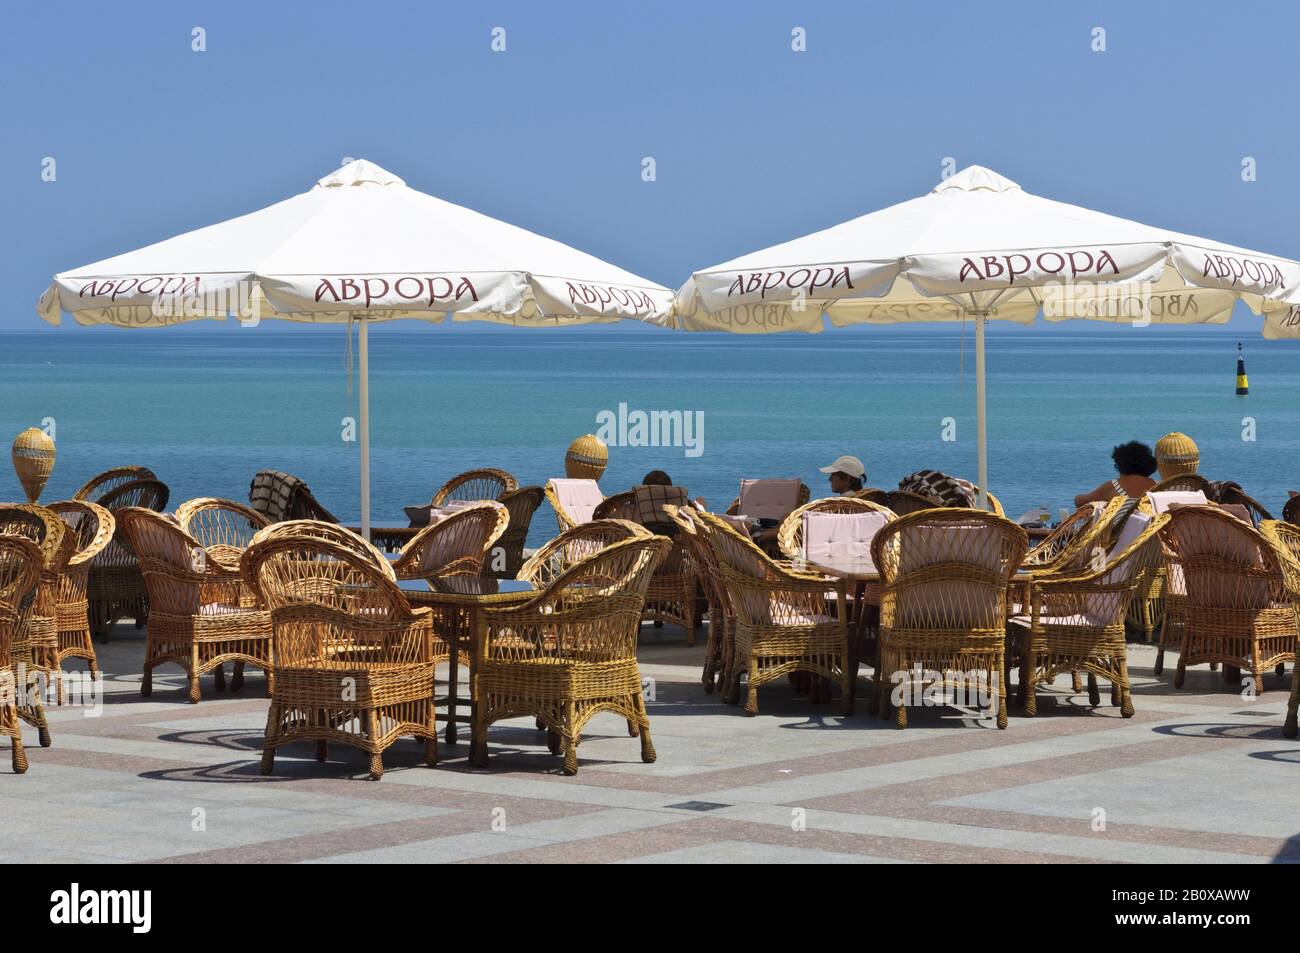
3;324;1299;546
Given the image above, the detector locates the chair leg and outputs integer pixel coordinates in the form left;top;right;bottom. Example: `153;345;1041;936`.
1154;646;1165;677
189;646;201;703
425;733;437;768
141;661;153;697
1071;669;1083;694
12;735;27;774
1086;672;1100;707
561;700;578;775
315;740;327;762
743;660;759;716
634;692;656;763
1284;666;1300;738
1118;653;1134;718
995;664;1008;729
214;664;226;693
365;711;383;780
230;661;245;692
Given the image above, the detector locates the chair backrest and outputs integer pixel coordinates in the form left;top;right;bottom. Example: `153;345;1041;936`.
736;478;803;522
872;510;1027;632
1262;521;1300;604
242;535;421;667
1151;473;1213;496
1283;495;1300;527
73;466;157;503
1079;513;1167;623
546;478;605;530
776;496;893;561
592;490;637;522
248;470;338;523
393;501;509;581
431;468;518;507
1216;485;1273;525
0;535;44;665
631;484;690;529
116;507;212;614
493;536;669;663
518;519;649;589
1023;502;1102;568
883;489;944;516
176;498;270;551
244;520;395;581
97;478;170;514
1146;490;1208;514
802;511;892;569
47;500;115;568
490;485;544;575
0;503;74;578
1159;506;1281;610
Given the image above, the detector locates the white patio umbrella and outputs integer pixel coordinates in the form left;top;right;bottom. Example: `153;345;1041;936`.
666;165;1300;506
37;159;673;534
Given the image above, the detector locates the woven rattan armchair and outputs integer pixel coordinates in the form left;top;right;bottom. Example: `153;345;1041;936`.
698;511;851;716
723;481;811;517
431;468;518;506
46;501;115;677
1011;513;1167;718
488;485;544;579
176;498;271;604
873;510;1028;729
391;501;509;584
518;520;650;586
118;507;273;703
250;520;396;579
73;466;157;503
87;477;169;637
1260;521;1300;736
664;505;732;692
248;470;339;524
0;504;73;744
473;535;669;774
1159;507;1296;693
0;536;43;773
242;534;437;779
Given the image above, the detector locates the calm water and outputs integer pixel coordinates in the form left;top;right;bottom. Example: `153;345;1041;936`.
3;325;1298;546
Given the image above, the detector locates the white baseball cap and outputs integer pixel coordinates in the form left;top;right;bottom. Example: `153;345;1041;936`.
819;455;866;479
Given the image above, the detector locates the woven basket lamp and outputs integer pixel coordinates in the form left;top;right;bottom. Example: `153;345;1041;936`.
565;434;608;481
12;427;56;503
1155;432;1199;479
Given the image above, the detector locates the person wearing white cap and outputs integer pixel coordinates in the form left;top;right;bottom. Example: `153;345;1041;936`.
819;455;867;495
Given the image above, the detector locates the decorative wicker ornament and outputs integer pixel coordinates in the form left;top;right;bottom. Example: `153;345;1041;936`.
11;427;55;503
565;434;608;481
1155;432;1199;479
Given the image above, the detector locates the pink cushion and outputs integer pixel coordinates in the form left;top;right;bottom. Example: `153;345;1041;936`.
738;479;802;521
550;479;604;524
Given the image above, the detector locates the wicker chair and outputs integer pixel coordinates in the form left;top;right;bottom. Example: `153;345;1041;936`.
1159;506;1296;693
698;511;851;716
46;501;115;677
0;536;43;773
87;477;170;637
117;507;273;703
0;504;73;744
488;485;544;579
431;468;518;506
1261;521;1300;736
391;501;509;585
73;466;158;503
249;520;396;578
664;505;732;692
1011;513;1167;718
518;520;650;588
473;535;670;775
873;510;1027;729
241;534;437;780
248;470;339;524
1021;502;1107;571
723;480;811;518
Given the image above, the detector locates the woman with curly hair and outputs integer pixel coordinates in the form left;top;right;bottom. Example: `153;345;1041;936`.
1072;441;1158;507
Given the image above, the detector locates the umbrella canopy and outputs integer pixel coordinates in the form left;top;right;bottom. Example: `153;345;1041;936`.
665;165;1300;504
38;159;673;532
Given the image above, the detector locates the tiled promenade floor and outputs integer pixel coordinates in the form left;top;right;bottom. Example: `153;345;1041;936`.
4;623;1299;863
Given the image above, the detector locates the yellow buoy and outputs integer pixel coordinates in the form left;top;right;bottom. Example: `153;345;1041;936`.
1236;342;1249;395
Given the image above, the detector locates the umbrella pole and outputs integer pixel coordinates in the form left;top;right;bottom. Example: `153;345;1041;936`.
974;311;988;510
359;317;370;538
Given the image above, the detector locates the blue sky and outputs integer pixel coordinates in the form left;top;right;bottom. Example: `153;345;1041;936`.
3;0;1298;331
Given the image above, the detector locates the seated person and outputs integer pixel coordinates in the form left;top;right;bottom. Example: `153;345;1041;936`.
1073;441;1158;508
634;470;704;536
819;454;866;496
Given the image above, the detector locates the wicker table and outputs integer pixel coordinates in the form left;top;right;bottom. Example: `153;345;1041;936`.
396;576;534;754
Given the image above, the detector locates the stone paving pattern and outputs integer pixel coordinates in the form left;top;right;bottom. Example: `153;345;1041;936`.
5;623;1298;864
